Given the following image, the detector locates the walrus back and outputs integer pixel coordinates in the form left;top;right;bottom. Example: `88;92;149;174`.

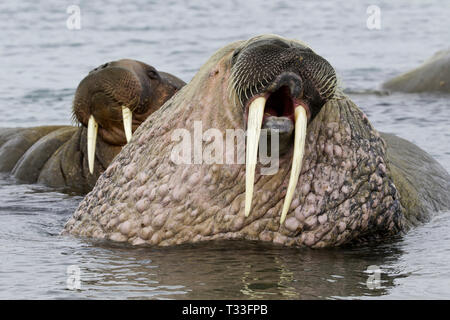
0;126;69;172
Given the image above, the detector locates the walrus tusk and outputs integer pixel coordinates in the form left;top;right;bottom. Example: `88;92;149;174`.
280;106;307;224
122;106;133;143
87;115;98;175
245;97;266;217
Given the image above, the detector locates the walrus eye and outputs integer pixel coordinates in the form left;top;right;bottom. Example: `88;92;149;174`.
147;69;159;80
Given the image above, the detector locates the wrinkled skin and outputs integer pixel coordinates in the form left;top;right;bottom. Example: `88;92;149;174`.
383;50;450;93
0;59;185;193
64;35;450;247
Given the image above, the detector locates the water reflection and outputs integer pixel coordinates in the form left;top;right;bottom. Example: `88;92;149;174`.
60;240;405;299
1;158;449;299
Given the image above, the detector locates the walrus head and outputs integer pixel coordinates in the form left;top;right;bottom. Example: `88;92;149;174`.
73;59;185;173
229;36;338;222
65;35;403;247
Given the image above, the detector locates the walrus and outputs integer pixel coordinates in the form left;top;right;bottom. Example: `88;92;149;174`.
0;59;185;193
383;49;450;93
64;35;450;247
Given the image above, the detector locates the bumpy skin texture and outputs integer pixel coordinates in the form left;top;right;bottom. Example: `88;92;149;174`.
0;60;185;194
383;50;450;93
64;36;450;247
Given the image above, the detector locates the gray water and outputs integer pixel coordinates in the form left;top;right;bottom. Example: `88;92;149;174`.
0;0;449;299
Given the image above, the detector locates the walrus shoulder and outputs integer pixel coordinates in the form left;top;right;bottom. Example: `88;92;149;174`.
381;132;450;227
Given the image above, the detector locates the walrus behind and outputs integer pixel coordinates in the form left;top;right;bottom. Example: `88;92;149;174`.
383;49;450;93
0;59;185;194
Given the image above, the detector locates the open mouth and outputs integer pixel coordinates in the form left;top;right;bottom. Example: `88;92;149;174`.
244;73;312;129
264;86;296;121
242;73;310;225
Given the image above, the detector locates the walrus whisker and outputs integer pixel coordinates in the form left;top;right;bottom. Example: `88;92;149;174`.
318;77;336;94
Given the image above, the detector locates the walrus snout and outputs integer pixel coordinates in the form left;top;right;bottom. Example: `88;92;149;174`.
246;73;305;156
231;38;337;118
73;62;143;129
231;37;338;220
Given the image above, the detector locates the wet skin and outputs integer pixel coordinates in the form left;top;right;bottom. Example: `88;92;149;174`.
64;35;450;247
383;49;450;93
0;59;185;194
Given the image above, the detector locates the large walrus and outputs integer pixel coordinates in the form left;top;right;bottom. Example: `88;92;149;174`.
383;49;450;93
0;59;185;193
64;35;450;247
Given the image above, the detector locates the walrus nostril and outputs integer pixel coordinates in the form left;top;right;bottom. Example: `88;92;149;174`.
267;72;303;98
89;62;110;74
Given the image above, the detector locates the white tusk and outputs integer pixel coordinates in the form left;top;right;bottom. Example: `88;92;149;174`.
280;106;307;224
245;97;266;217
122;106;133;143
87;115;98;175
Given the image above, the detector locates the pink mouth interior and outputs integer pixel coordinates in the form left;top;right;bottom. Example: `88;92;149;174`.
263;86;295;122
